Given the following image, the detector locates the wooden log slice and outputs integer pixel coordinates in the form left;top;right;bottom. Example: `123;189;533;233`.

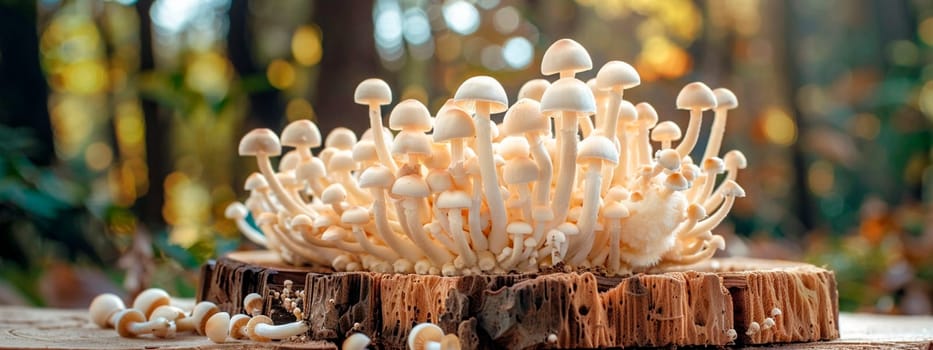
198;251;840;349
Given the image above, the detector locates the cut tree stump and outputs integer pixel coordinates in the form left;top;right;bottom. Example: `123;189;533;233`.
197;251;840;349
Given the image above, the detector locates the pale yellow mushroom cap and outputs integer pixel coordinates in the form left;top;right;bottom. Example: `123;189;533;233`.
651;121;682;143
426;171;453;193
389;99;433;132
392;132;432;156
713;88;738;110
503;158;538;184
409;323;445;350
205;312;230;343
635;102;659;127
239;128;282;157
723;150;748;169
719;180;746;197
358;165;395;189
596;60;640;90
114;309;145;338
354;78;392;105
244;172;268;191
702;157;725;173
433;106;475;142
498;136;531;159
229;314;250;339
540;77;596;116
517;79;551;101
664;173;690;192
453;76;509;113
617;100;638;123
686;203;707;220
281;119;322;149
603;202;630;219
502;98;549;136
352;140;378;163
321;184;347;205
676;82;717;111
656;149;681;171
507;222;533;235
341;207;371;225
328;150;356;172
343;333;373;350
541;38;592;76
324;127;358;150
577;135;619;165
436;190;471;209
246;315;273;342
132;288;171;319
88;293;125;328
392;174;430;198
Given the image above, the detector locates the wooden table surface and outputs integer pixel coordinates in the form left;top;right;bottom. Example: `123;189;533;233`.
0;306;930;349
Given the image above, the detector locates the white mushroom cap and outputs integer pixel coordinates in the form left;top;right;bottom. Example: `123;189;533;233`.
296;157;327;180
502;98;549;136
541;38;592;76
723;150;748;169
114;309;146;338
276;172;299;188
239;128;282;156
603;202;630;219
719;180;746;197
517;79;551;101
89;293;124;328
433;106;475;142
354;78;392;105
540;77;596;116
392;174;430;198
352;140;378;163
321;184;347;205
503;158;538;184
436;190;471;209
595;60;640;90
205;312;230;343
291;214;313;230
389;99;433;132
713;88;738;110
426;171;453;193
702;157;725;173
656;149;681;171
408;323;444;350
278;150;301;172
281;120;322;149
453;76;509;113
358;165;395;189
328;150;356;172
616;100;638;123
676;82;717;111
606;186;630;202
685;203;707;220
190;301;220;335
325;127;358;150
556;222;579;236
132;288;171;319
243;293;264;316
246;315;273;342
635;102;659;128
229;314;250;339
507;222;533;236
343;333;372;350
392;132;432;156
651;121;682;142
577;135;620;164
341;207;371;225
664;173;690;192
244;172;268;191
498;136;530;159
322;226;350;241
681;163;700;182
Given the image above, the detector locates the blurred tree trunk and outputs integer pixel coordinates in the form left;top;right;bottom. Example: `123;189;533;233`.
311;0;381;136
135;0;169;227
0;0;53;165
780;1;814;233
228;0;282;130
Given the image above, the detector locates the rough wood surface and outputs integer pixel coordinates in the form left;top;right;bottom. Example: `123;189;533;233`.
1;306;929;349
197;251;844;349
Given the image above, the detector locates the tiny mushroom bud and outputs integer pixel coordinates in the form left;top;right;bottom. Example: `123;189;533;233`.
771;307;783;317
89;293;125;328
132;288;171;320
246;315;309;342
674;82;717;158
746;321;761;336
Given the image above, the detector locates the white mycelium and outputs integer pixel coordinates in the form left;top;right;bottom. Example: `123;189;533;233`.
228;38;746;276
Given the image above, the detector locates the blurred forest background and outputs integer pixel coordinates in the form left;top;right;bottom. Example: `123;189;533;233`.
0;0;930;314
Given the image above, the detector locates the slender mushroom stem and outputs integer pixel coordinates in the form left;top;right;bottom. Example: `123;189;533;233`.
474;103;508;252
528;134;553;211
675;109;703;158
447;209;477;266
256;155;314;218
551;111;579;225
369;103;398;173
689;195;738;237
225;203;267;247
369;188;423;262
607;217;621;275
468;172;488;251
400;199;453;265
567;163;602;265
348;222;399;261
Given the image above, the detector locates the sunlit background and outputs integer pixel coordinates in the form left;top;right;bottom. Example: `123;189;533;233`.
0;0;930;314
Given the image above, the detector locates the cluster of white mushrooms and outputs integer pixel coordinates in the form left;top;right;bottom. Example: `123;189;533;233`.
226;38;746;276
88;288;310;343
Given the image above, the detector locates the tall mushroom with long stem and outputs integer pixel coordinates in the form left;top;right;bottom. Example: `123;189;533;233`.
239;129;313;218
595;60;640;143
566;135;619;265
358;165;422;271
393;174;453;268
540;39;592;191
501;98;554;245
453;76;510;253
433;105;477;193
436;190;477;269
632;102;659;170
674;82;717;158
355;78;397;173
600;100;637;192
703;88;738;161
540;77;596;226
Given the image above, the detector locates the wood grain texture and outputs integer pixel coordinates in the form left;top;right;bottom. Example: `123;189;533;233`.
195;252;847;349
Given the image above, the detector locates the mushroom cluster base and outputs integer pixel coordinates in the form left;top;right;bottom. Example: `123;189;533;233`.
198;251;839;349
